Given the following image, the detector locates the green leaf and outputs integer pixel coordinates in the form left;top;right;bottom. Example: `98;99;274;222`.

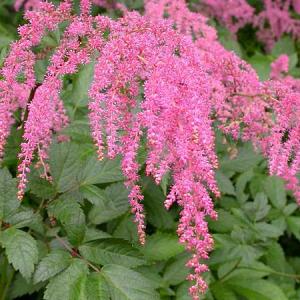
265;243;286;273
141;232;184;261
88;183;129;224
216;171;235;195
142;177;176;230
163;253;189;285
263;176;287;209
28;171;56;199
208;210;241;233
244;192;270;221
62;120;93;144
84;273;109;300
84;228;111;243
49;142;82;193
236;170;254;203
112;214;139;243
102;264;160;300
255;222;283;239
227;278;288;300
0;168;20;220
175;281;193;300
271;36;295;56
221;262;273;281
248;53;272;81
33;250;72;284
0;227;38;280
48;197;86;246
5;207;36;228
67;61;95;108
9;273;45;299
79;238;146;268
78;155;124;186
80;185;107;205
287;217;300;240
44;259;89;300
211;282;237;300
50;142;124;193
220;143;262;173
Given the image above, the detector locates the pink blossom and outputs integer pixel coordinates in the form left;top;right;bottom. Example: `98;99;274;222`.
270;54;289;79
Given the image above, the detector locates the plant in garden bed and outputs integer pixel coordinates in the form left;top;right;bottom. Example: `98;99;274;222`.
1;0;300;299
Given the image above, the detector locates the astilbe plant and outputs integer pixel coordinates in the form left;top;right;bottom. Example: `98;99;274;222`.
2;0;300;298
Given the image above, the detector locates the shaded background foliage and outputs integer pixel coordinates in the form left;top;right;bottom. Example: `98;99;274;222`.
1;1;300;299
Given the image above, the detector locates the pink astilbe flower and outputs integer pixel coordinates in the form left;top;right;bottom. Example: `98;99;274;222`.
88;12;220;297
0;1;72;159
270;54;289;79
146;0;300;207
145;0;217;42
254;0;300;50
200;0;300;50
14;0;41;10
17;1;108;199
200;0;254;34
14;0;121;11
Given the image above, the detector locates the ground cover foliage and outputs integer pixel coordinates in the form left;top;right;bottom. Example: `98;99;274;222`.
1;0;300;299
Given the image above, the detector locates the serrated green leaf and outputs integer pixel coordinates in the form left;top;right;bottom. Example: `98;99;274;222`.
227;278;288;300
49;142;82;193
5;208;35;228
79;238;146;268
221;262;273;281
84;228;111;243
78;155;124;186
0;227;38;280
255;222;283;239
142;177;176;230
48;197;86;246
208;209;241;233
112;214;139;243
102;264;159;300
216;171;235;195
248;53;272;81
28;171;56;199
88;182;129;224
141;232;184;261
163;253;189;285
287;216;300;240
175;281;192;300
271;36;295;56
67;61;95;108
50;143;124;193
236;170;253;203
9;273;45;299
62;120;93;144
265;242;286;273
0;168;20;221
44;259;89;300
85;273;109;300
80;185;108;205
211;282;237;300
33;250;72;284
244;192;270;221
220;143;262;173
263;176;287;209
